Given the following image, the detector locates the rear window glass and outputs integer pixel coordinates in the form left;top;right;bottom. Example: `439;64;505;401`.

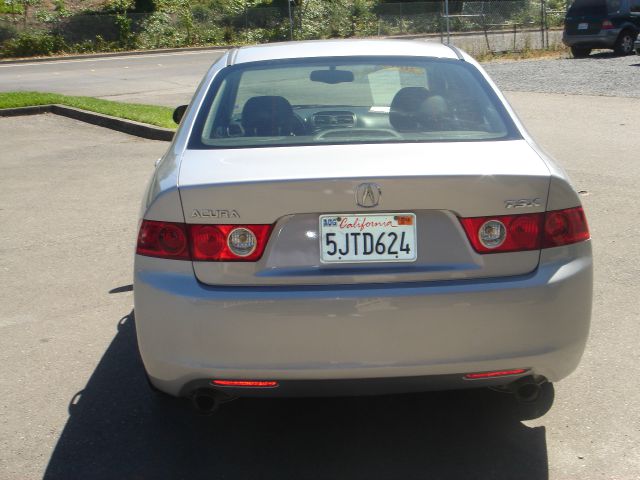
568;0;619;15
189;56;520;149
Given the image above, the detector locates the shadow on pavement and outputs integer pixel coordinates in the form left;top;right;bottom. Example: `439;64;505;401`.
44;311;549;480
108;284;133;294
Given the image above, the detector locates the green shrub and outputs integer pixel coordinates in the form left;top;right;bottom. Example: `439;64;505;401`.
238;27;272;44
222;25;235;43
66;35;119;53
2;31;67;57
0;22;18;43
191;4;211;23
70;39;97;53
136;11;179;48
264;22;290;42
351;0;378;36
0;3;24;14
291;0;379;40
193;26;224;45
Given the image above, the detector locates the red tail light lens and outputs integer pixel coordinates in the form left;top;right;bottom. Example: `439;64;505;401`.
189;224;272;261
460;207;589;254
136;221;273;261
190;225;226;259
602;19;614;29
460;214;543;253
136;220;190;260
542;207;589;248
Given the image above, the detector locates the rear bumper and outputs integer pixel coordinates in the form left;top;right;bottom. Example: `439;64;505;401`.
563;30;619;48
134;242;592;397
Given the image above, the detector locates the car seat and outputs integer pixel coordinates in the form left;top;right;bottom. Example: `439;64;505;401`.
241;96;297;137
390;87;451;132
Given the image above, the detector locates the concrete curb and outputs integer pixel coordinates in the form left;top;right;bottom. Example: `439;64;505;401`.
0;104;174;141
0;105;52;116
0;45;231;65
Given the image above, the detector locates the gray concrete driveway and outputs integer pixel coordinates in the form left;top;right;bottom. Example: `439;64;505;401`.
1;89;639;479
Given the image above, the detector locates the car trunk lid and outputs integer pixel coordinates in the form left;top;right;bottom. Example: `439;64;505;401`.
178;140;550;286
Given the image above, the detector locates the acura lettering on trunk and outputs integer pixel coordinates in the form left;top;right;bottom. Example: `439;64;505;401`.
191;209;240;218
134;39;592;415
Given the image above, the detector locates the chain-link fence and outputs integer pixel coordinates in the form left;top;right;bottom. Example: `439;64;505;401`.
0;1;569;58
376;1;567;53
377;0;565;35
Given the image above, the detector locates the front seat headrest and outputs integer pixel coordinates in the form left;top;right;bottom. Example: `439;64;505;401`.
241;96;295;137
389;87;431;132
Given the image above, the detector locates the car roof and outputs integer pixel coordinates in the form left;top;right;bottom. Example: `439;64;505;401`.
231;39;461;64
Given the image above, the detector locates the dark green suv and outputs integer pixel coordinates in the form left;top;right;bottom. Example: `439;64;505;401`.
563;0;640;57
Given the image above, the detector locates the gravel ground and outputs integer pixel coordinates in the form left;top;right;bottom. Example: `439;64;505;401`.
483;52;640;98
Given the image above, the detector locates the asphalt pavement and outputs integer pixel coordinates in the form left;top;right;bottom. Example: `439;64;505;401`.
1;47;639;479
0;49;225;106
2;45;640;107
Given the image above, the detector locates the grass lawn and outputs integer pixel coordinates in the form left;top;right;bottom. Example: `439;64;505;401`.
0;91;176;129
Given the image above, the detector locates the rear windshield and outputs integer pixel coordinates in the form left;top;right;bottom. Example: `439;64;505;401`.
188;56;520;149
568;0;620;15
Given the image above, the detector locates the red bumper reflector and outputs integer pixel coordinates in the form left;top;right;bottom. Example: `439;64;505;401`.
464;369;527;380
212;380;279;388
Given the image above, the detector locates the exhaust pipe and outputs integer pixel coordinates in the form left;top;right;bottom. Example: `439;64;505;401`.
510;376;543;404
191;388;222;415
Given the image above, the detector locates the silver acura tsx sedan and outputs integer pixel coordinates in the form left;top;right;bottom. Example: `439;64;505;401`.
134;39;592;413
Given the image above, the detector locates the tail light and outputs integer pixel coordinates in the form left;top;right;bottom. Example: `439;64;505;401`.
189;224;272;261
136;221;273;261
602;19;614;29
542;207;589;248
460;206;589;254
460;213;543;253
136;220;190;260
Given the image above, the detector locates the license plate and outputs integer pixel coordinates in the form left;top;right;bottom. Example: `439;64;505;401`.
578;22;588;30
319;213;417;263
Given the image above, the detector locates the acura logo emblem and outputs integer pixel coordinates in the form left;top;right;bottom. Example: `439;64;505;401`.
356;183;381;208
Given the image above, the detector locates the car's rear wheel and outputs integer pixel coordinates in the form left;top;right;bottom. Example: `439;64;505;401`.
571;46;592;58
614;30;636;56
